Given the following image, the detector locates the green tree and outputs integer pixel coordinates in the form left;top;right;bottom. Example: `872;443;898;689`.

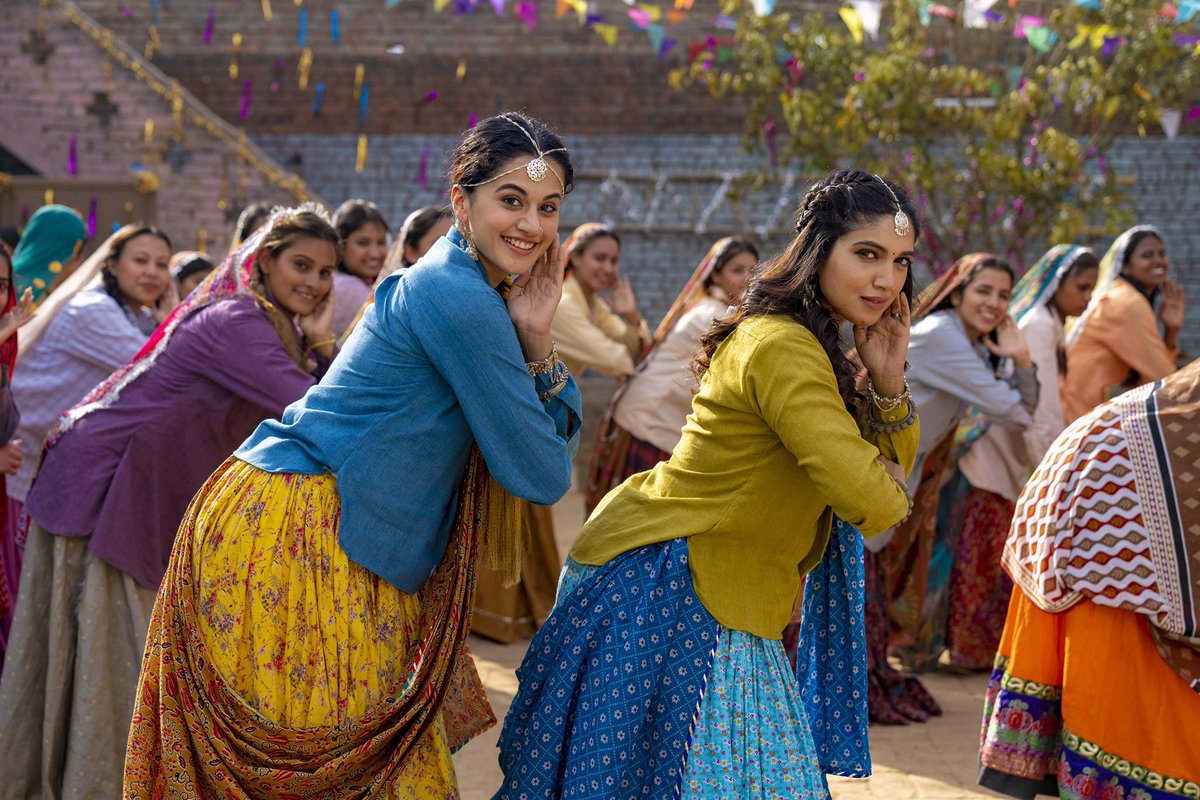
672;0;1200;267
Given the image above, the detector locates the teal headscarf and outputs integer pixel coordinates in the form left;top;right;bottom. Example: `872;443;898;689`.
12;205;87;303
1008;244;1095;324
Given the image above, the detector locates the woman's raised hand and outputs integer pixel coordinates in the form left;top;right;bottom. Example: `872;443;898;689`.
508;234;563;360
1160;279;1186;333
609;275;641;324
0;288;35;344
984;315;1032;368
854;292;911;397
152;282;181;325
298;288;336;345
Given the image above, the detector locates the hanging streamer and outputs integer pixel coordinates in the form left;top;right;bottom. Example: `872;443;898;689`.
354;63;365;101
491;0;506;14
297;8;308;47
197;228;208;253
203;6;215;44
838;8;864;44
356;134;368;173
68;136;78;175
359;84;369;126
312;82;325;116
468;114;478;128
658;37;676;60
87;198;98;238
261;0;273;21
417;146;430;188
645;23;664;52
271;58;284;91
298;47;313;89
330;10;340;43
44;190;55;206
456;59;467;80
517;1;538;31
151;0;161;26
240;79;253;119
593;23;619;46
230;32;243;79
143;118;155;145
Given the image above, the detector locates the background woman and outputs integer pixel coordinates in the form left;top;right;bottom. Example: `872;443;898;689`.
980;359;1200;800
9;225;177;529
869;254;1036;722
232;202;271;246
11;204;87;303
586;236;758;512
169;250;215;298
0;247;34;672
550;222;648;378
397;204;453;271
1063;224;1186;422
330;198;389;337
946;245;1098;670
124;113;581;797
498;170;919;798
0;208;339;799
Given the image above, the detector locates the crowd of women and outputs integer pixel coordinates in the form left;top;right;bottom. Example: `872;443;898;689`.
0;110;1191;800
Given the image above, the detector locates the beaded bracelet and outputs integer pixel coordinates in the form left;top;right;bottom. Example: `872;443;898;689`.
865;402;917;434
526;345;561;376
867;377;911;413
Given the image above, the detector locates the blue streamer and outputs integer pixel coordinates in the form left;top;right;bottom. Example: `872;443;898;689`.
150;0;161;27
297;8;308;47
358;84;369;126
330;10;340;43
312;82;325;116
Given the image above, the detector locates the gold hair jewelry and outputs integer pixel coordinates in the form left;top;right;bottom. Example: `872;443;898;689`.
874;175;911;238
460;114;567;193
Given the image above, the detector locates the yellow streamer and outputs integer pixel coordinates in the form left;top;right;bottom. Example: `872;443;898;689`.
197;228;208;253
261;0;273;21
638;4;661;21
456;59;467;81
230;33;243;79
44;189;55;206
143;118;155;145
354;63;365;101
839;7;864;44
356;134;368;174
593;23;619;47
298;47;313;89
435;0;451;11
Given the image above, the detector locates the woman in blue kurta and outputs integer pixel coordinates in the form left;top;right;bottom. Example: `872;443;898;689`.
124;114;582;798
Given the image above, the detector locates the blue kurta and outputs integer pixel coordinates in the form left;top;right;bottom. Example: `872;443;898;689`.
237;229;582;592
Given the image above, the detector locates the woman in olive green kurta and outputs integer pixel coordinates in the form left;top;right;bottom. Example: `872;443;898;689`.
496;169;923;799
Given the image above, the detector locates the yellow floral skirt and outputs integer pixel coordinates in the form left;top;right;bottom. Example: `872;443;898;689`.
124;457;495;798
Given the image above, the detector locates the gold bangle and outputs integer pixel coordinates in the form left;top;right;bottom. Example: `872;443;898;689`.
308;338;337;350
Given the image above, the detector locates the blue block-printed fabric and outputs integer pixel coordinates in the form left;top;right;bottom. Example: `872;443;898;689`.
795;517;872;778
495;540;720;799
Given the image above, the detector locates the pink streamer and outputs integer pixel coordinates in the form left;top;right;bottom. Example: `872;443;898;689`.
203;6;215;44
68;136;78;175
87;198;98;238
240;80;252;119
417;146;431;188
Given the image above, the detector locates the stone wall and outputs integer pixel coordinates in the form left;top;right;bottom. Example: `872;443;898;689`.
256;130;1200;359
2;1;314;257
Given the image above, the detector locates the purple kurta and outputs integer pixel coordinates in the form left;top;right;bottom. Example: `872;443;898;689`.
25;295;320;589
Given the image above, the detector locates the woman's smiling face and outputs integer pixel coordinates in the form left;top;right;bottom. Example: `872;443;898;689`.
452;156;566;282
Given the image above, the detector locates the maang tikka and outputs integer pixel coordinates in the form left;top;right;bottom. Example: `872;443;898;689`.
874;175;911;238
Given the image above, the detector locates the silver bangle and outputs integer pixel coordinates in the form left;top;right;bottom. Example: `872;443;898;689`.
526;345;560;376
867;377;911;413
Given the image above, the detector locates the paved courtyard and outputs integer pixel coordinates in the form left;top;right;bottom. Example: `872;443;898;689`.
451;488;1003;799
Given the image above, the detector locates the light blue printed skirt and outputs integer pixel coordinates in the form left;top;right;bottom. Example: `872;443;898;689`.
494;537;833;799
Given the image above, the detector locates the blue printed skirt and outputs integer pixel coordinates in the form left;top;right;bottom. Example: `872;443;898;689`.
494;538;836;800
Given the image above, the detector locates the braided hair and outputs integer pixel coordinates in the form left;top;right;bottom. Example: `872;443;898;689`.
692;169;920;415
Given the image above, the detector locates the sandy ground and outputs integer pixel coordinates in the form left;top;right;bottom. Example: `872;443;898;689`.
451;487;1003;799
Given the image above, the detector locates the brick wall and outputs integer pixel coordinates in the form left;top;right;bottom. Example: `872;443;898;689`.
255;129;1200;359
2;1;314;257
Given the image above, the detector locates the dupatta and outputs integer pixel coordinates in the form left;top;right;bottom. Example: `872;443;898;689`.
1064;224;1159;348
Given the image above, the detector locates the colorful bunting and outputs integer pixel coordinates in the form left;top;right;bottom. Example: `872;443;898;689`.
646;23;665;52
1161;108;1182;139
1179;0;1200;23
658;37;676;60
963;0;998;29
628;8;651;28
839;7;864;44
593;22;619;46
491;0;506;15
517;1;538;30
1026;26;1057;52
639;5;662;22
850;0;881;38
750;0;776;16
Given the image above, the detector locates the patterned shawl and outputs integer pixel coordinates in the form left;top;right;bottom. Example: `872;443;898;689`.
1064;224;1159;348
1008;244;1094;325
1004;358;1200;693
46;210;293;446
913;252;998;321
